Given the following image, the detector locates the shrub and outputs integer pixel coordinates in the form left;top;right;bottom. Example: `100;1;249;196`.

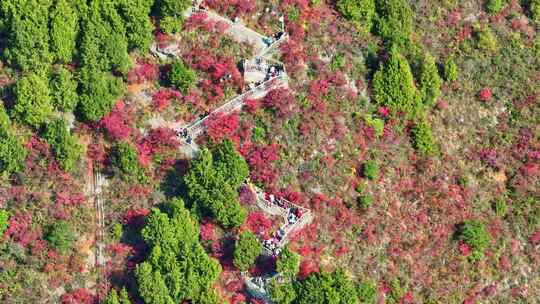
411;119;438;155
357;280;377;303
233;231;262;272
532;0;540;23
46;221;75;255
443;58;458;82
493;198;508;217
364;114;384;137
156;0;191;33
419;53;441;107
486;0;505;14
169;60;197;94
111;141;146;182
13;73;53;128
362;160;379;180
277;246;301;278
475;26;498;53
375;0;413;50
294;269;358;304
268;279;296;304
0;133;27;175
77;68;124;122
357;194;374;208
43;118;82;172
336;0;376;32
0;210;9;236
458;220;491;260
372;47;421;117
50;0;77;63
50;67;78;112
330;53;346;71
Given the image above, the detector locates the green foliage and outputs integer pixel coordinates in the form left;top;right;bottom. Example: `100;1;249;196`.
43;118;82;172
474;26;498;53
13;73;53;128
276;246;300;278
156;0;191;33
213;139;250;189
372;47;421;117
418;53;441;107
79;0;131;73
330;53;346;71
357;194;374;208
169;60;197;94
118;288;131;304
111;141;146;182
1;0;53;72
336;0;376;32
0;210;9;236
294;269;358;304
362;160;379;180
118;0;155;52
458;220;491;260
375;0;413;50
0;132;27;175
233;231;262;272
357;280;377;303
493;198;508;217
104;289;120;304
486;0;505;14
45;221;75;255
50;0;78;63
184;147;247;228
51;67;79;112
532;0;540;22
77;67;124;122
268;279;297;304
136;198;221;303
411;119;438;156
443;58;458;82
111;223;123;241
363;114;384;137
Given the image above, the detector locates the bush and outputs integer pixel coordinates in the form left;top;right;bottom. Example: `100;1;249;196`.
330;53;346;71
357;194;374;208
184;146;248;228
156;0;191;33
111;141;146;182
0;133;27;175
486;0;505;14
268;279;296;304
418;53;441;107
50;0;77;63
475;26;498;53
532;0;540;23
50;67;78;112
372;47;421;117
336;0;376;32
0;210;9;236
357;280;377;304
233;231;262;272
458;220;491;260
375;0;413;50
44;119;82;172
46;221;75;255
411;119;438;155
363;115;384;137
294;269;358;304
13;73;53;128
362;160;379;180
277;246;301;278
493;198;508;217
443;58;458;82
169;60;197;94
77;68;124;122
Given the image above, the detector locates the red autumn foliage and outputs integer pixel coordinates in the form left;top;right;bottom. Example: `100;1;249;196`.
529;229;540;245
200;220;216;242
245;212;273;239
152;88;182;112
106;243;133;257
479;87;493;102
204;0;256;17
55;191;86;207
100;100;132;140
298;259;318;279
123;208;150;228
245;143;280;184
60;288;94;304
204;112;240;143
262;88;296;119
458;240;472;256
127;59;159;84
